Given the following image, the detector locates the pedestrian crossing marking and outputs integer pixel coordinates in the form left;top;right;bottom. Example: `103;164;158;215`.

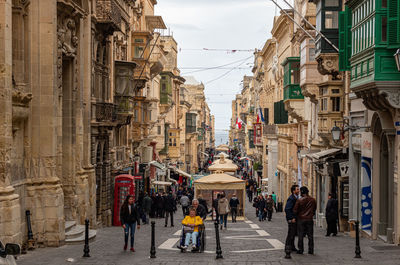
249;223;260;229
266;239;285;249
173;230;182;236
256;229;270;236
230;248;282;253
158;238;180;250
245;220;253;224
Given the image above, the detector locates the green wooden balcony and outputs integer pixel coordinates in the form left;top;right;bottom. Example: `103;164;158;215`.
284;84;304;101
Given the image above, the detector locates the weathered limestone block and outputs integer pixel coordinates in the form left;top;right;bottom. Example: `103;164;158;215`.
25;178;65;247
0;187;22;244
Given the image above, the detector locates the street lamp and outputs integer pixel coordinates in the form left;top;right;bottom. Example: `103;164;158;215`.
394;49;400;72
331;125;341;142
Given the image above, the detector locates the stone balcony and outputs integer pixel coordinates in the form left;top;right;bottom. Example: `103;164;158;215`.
95;102;116;124
95;0;122;32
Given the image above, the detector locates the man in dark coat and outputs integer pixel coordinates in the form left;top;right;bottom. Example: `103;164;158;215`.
284;184;299;259
164;191;176;227
293;186;316;255
256;195;266;222
192;199;207;220
142;192;152;224
266;194;274;221
198;195;209;214
229;194;240;222
156;192;164;218
325;193;338;236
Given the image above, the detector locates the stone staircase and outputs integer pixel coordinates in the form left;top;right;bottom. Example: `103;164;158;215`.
65;221;97;244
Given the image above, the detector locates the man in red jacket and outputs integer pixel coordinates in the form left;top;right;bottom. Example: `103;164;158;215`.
293;186;316;255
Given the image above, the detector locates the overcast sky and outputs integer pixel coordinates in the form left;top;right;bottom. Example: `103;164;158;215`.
156;0;280;143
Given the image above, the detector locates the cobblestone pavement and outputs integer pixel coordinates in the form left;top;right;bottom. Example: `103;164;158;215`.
17;199;400;265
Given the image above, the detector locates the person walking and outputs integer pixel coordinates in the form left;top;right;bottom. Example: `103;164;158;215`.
218;193;229;230
229;193;240;222
180;192;190;217
266;194;274;221
325;193;338;236
272;191;277;211
256;194;266;222
253;195;259;217
284;184;300;259
164;191;176;227
293;186;316;255
120;195;140;252
213;193;220;221
142;192;152;224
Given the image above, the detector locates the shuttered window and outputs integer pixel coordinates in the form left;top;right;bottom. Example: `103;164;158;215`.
339;6;352;71
388;0;400;47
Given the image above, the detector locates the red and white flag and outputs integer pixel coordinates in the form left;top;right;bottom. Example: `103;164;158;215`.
236;117;244;129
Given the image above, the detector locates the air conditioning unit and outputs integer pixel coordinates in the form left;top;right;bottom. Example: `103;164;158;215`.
141;147;153;163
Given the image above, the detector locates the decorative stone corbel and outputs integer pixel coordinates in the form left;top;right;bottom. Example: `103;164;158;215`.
316;54;341;80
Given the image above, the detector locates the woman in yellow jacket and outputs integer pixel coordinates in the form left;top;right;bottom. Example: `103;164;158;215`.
181;207;204;250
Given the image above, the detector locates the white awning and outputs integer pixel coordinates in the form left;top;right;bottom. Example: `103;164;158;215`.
149;161;166;170
308;148;342;160
169;166;191;178
261;178;269;182
152;181;172;186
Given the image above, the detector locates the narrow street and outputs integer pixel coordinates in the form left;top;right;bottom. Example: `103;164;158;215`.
17;199;400;265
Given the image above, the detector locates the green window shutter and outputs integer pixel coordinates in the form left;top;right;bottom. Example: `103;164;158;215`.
339;7;352;71
388;0;400;47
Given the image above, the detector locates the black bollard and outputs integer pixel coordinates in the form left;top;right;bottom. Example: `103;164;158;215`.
150;221;156;258
214;221;223;259
25;210;35;250
355;220;361;258
83;219;90;258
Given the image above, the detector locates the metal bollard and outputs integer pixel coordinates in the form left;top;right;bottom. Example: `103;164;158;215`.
214;221;223;259
26;210;35;250
355;220;361;258
150;221;156;258
83;219;90;258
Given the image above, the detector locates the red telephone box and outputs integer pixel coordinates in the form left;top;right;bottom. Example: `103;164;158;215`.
113;175;135;226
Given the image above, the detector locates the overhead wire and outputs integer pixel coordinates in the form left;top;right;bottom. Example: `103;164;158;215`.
181;55;254;75
205;56;253;85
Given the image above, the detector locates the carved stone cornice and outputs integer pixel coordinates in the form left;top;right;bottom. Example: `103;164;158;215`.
352;81;400;111
316;53;341;80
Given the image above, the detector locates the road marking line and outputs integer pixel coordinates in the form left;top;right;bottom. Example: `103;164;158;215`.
158;238;180;250
230;248;282;253
249;223;260;229
266;238;285;249
173;230;182;236
256;230;270;236
205;228;256;231
244;220;253;224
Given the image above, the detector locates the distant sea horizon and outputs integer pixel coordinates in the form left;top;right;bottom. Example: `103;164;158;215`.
214;131;229;146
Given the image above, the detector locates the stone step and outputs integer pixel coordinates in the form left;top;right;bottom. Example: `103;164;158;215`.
65;225;85;240
65;229;97;245
65;221;76;233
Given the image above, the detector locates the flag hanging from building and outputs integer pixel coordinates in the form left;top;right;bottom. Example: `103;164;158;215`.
236;117;244;129
256;108;265;123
